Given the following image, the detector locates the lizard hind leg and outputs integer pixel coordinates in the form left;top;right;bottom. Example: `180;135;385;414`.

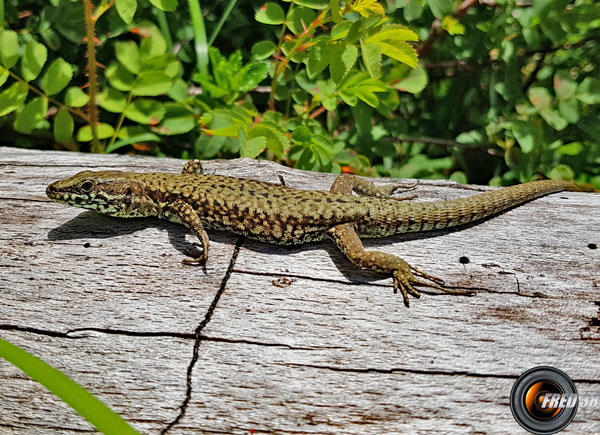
330;173;417;201
328;223;455;307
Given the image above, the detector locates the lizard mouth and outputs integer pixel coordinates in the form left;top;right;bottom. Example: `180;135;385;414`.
46;187;123;214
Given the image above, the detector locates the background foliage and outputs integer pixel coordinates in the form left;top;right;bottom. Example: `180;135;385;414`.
0;0;598;187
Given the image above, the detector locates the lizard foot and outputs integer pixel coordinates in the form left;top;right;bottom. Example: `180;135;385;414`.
393;262;473;307
181;247;208;265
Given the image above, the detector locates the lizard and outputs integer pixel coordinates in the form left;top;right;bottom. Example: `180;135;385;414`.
46;160;590;307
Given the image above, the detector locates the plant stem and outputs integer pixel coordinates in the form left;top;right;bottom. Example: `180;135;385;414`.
268;8;330;110
208;0;238;45
155;9;174;52
7;70;89;122
188;0;209;75
83;0;101;152
107;93;133;150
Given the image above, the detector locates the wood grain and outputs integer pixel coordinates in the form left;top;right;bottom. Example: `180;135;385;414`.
1;147;599;434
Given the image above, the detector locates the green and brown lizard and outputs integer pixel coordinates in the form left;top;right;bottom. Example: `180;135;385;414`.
46;160;589;306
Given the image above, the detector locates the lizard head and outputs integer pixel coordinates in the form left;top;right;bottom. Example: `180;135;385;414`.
46;170;157;217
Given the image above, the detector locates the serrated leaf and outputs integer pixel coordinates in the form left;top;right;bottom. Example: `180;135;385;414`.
98;87;127;113
379;41;418;69
0;30;19;69
41;59;73;95
329;43;358;84
360;40;381;79
255;3;285;25
54;107;74;142
106;62;136;91
148;0;177;12
64;87;89;107
15;97;48;133
237;62;268;92
116;0;137;24
132;71;172;96
241;136;266;158
366;26;419;44
307;41;329;79
77;123;115;142
351;0;385;18
248;121;288;158
0;82;29;116
251;41;277;60
21;41;48;82
124;99;165;124
115;40;141;74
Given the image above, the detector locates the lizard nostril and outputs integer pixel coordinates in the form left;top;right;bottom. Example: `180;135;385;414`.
47;185;57;195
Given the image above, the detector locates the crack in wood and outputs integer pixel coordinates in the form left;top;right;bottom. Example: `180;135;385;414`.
161;236;244;434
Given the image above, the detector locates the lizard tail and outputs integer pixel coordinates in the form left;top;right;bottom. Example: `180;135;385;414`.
397;179;588;233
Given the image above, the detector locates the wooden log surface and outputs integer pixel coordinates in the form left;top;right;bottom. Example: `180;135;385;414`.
0;146;599;434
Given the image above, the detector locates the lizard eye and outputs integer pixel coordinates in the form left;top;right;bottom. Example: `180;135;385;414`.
80;181;94;192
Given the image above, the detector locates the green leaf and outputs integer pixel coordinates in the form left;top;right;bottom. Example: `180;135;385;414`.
556;142;582;156
528;87;552;110
0;82;29;116
115;40;141;74
124;99;165;124
251;41;277;60
0;67;8;88
116;0;137;24
64;87;89;107
15;97;48;133
331;21;352;40
549;164;574;181
151;104;195;135
41;58;73;95
403;0;423;21
255;3;285;25
307;40;329;79
441;16;465;35
139;25;168;58
21;41;48;82
77;123;115;141
106;132;161;153
148;0;177;12
360;40;381;79
392;65;428;94
379;41;418;69
576;77;600;104
54;107;74;142
366;25;419;44
428;0;453;19
132;71;172;96
106;62;136;91
540;109;568;131
293;0;329;9
168;78;190;102
0;30;19;69
329;43;358;84
558;99;580;124
241;136;266;158
287;7;316;35
553;73;577;100
249;121;288;158
98;87;127;113
0;338;140;435
351;0;385;18
509;120;542;153
330;0;342;23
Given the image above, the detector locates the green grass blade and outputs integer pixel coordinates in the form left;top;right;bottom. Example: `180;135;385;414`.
187;0;209;75
208;0;239;46
0;337;140;434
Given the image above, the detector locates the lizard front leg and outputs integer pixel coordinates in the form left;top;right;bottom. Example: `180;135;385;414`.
331;173;417;201
165;200;210;265
327;223;449;307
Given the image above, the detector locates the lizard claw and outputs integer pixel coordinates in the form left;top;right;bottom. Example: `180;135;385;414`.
182;247;208;265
